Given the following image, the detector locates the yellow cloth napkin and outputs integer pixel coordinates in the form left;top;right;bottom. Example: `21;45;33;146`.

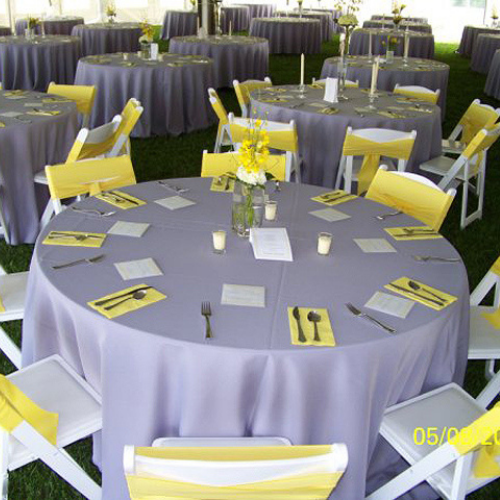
0;121;5;128
287;308;335;346
42;98;72;103
259;98;289;103
385;277;457;311
482;308;500;329
308;83;325;89
396;97;423;103
377;110;406;119
385;226;443;241
3;91;28;98
43;230;106;248
320;107;339;115
311;190;357;207
88;284;167;319
95;190;146;209
26;110;61;116
210;176;235;192
406;106;433;113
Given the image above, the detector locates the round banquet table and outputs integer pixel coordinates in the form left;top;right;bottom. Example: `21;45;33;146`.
22;178;469;500
15;17;84;36
0;90;77;244
457;25;500;57
236;2;276;18
0;35;81;91
0;26;11;36
320;56;449;116
169;35;269;88
471;34;500;73
276;10;334;41
249;17;321;54
484;48;500;98
160;10;198;40
349;29;435;59
250;85;442;188
71;23;142;56
74;53;216;137
372;15;428;23
362;20;432;33
221;5;250;32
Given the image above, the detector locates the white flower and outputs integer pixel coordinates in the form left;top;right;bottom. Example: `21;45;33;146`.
236;166;266;186
139;34;153;43
338;14;358;27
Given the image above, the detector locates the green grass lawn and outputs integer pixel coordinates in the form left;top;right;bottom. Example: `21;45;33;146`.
1;34;499;498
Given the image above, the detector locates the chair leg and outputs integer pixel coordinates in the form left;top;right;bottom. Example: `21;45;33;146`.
39;202;55;230
476;369;500;407
485;359;496;381
0;325;21;369
335;159;345;190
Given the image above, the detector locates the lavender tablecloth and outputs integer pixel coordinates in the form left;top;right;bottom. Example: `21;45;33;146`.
471;33;500;74
0;35;81;90
0;90;78;244
484;48;500;98
22;177;468;500
15;17;84;36
160;10;198;40
457;25;500;57
349;28;435;59
277;10;334;41
71;23;142;56
320;56;449;115
237;3;276;18
251;85;442;188
221;6;250;32
249;17;321;54
362;20;432;33
372;15;429;23
0;26;11;36
74;53;216;137
169;35;268;88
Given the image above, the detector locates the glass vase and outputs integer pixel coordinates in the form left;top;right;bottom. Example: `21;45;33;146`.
231;180;265;237
337;57;348;92
140;42;151;59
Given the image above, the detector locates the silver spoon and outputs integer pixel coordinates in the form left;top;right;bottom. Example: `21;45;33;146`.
307;311;322;342
52;254;104;270
408;280;447;303
375;210;402;221
103;289;148;311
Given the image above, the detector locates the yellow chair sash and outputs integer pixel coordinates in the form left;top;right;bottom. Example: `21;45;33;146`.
460;103;499;144
394;89;438;104
342;135;415;195
235;81;273;107
450;402;500;478
210;92;229;125
462;127;500;160
229;124;298;153
126;446;343;500
47;83;96;115
0;375;58;445
47;156;136;201
112;100;143;147
365;169;453;230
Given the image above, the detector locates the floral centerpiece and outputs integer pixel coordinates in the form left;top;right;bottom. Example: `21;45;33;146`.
26;16;40;39
334;0;361;54
492;5;499;27
382;35;400;62
297;0;304;17
139;21;154;57
106;2;117;23
392;1;406;26
190;0;197;12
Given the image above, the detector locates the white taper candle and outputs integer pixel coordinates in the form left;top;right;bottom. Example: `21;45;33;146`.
300;53;305;86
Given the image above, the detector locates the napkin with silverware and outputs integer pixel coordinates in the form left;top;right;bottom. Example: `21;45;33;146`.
95;190;146;209
311;190;357;207
210;176;235;192
384;277;457;311
42;231;106;248
26;110;62;116
287;307;335;346
385;226;443;241
88;283;166;319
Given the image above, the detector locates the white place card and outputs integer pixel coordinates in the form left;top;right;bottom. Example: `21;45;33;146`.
221;284;266;308
365;291;414;319
150;43;159;60
0;111;21;117
324;77;339;103
155;196;196;210
107;221;150;238
249;228;293;262
309;208;351;222
354;238;397;253
114;258;163;281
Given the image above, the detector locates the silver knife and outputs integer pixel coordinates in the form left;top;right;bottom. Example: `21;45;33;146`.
389;283;445;306
94;286;152;307
106;191;140;205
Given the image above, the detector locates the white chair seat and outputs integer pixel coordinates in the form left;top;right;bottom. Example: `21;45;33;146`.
0;272;28;321
7;355;102;471
380;383;490;499
33;171;48;185
153;437;291;448
420;155;472;181
469;305;500;359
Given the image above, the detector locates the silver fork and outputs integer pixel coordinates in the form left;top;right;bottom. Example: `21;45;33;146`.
345;303;396;334
412;255;460;263
202;301;213;340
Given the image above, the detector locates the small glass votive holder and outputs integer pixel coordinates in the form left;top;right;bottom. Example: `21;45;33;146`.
265;200;277;221
212;230;226;254
253;204;264;227
317;232;332;256
123;53;129;61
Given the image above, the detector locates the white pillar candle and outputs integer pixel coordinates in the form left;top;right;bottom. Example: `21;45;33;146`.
300;53;305;86
317;232;332;255
212;230;226;253
265;201;277;221
368;32;373;57
197;16;200;33
229;20;232;36
404;31;410;59
370;61;377;95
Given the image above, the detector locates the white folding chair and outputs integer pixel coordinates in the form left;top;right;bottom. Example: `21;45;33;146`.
233;77;273;117
0;187;9;245
365;383;500;500
0;264;28;369
393;84;441;104
469;255;500;408
0;354;102;499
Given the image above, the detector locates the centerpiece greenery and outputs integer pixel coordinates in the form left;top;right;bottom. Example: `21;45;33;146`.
106;2;117;23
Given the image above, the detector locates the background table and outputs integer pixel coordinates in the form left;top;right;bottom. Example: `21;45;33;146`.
74;53;216;137
237;3;276;18
276;11;334;41
0;90;77;244
457;25;500;57
484;48;500;98
169;35;269;88
221;5;250;32
161;10;198;40
0;26;11;36
349;28;435;59
372;14;429;23
362;20;432;33
0;35;81;90
23;178;468;500
470;34;500;74
249;17;321;54
251;85;442;188
15;17;84;36
321;56;449;115
71;23;142;56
